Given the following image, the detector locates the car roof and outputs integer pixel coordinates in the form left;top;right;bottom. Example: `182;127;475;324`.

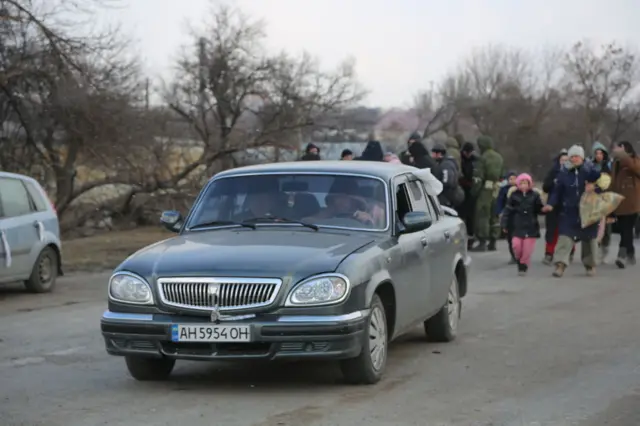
213;161;418;181
0;171;41;185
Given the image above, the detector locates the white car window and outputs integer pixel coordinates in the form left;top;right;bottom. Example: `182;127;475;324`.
24;181;49;212
0;178;33;218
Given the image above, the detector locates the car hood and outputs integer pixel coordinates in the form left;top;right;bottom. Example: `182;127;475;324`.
117;228;377;282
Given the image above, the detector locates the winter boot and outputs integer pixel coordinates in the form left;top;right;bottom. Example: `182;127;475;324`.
552;262;566;278
487;239;497;251
517;262;527;276
585;266;596;277
615;248;627;269
628;253;636;266
470;239;487;252
542;254;553;265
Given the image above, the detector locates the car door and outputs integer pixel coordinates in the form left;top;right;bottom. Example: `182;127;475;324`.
389;175;433;329
424;193;453;311
391;176;429;334
406;179;442;316
0;177;40;281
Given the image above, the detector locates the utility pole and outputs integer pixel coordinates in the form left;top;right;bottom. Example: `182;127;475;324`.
198;37;207;117
144;78;150;111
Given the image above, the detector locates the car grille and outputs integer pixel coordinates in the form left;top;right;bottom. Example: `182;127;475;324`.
157;277;282;311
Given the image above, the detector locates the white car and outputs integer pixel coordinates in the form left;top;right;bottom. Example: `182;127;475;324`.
0;171;62;292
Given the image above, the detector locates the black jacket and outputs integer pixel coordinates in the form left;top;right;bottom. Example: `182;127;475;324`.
357;141;384;161
408;141;436;169
459;152;478;191
432;156;460;205
500;189;544;238
542;154;565;194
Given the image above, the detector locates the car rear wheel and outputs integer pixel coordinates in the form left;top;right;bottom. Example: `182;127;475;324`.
424;274;461;342
24;246;58;293
340;294;387;385
125;356;175;381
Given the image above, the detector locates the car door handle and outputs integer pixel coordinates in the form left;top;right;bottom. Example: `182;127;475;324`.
33;221;45;241
444;231;451;242
420;237;428;247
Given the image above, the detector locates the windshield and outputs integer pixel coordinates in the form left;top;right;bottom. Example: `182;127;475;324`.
186;173;389;231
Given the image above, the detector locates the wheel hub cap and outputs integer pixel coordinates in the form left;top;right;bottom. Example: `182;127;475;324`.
369;306;386;371
448;279;459;331
39;256;52;283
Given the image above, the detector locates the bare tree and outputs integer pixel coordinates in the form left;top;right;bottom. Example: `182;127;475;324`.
412;85;457;139
438;44;570;171
164;4;365;173
0;0;174;234
562;41;640;151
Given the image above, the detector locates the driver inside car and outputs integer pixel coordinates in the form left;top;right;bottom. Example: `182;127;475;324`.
304;178;376;225
234;180;285;221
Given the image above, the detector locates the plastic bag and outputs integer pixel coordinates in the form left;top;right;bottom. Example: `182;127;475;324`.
579;192;625;228
411;168;443;196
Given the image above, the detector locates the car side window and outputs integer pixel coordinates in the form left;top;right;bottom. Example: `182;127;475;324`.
24;182;48;212
407;180;430;214
427;195;441;220
0;178;33;218
395;183;412;221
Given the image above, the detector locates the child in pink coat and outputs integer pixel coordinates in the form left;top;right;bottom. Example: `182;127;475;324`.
500;173;546;275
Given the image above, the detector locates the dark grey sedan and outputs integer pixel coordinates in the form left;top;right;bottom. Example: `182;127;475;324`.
100;161;471;384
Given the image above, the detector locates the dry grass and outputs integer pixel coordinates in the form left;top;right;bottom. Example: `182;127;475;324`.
62;227;174;272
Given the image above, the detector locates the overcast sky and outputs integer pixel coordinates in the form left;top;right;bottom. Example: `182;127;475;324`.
104;0;639;108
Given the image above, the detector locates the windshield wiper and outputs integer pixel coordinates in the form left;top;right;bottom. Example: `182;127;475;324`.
189;220;256;230
242;216;319;231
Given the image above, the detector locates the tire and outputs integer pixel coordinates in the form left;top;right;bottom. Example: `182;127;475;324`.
24;246;58;293
125;356;175;381
424;274;461;342
340;294;388;385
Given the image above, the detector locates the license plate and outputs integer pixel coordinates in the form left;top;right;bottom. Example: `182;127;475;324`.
171;324;252;342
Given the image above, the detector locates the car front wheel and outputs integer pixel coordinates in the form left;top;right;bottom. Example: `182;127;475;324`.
340;293;388;385
424;274;461;342
125;356;175;381
24;246;58;293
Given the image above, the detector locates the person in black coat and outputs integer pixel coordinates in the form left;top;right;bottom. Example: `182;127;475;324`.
501;173;545;275
356;140;384;161
407;132;436;169
459;142;478;248
300;143;321;161
541;148;568;264
399;149;413;165
544;145;601;278
430;143;462;207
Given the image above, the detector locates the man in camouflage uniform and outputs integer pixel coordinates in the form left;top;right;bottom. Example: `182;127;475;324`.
445;136;461;170
470;135;504;252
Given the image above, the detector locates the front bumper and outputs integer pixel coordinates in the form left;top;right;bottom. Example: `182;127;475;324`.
100;310;368;361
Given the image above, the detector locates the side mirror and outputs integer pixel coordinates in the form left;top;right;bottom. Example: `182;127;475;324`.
401;211;432;233
160;210;183;233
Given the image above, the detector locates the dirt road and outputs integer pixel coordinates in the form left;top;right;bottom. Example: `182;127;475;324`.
0;242;639;426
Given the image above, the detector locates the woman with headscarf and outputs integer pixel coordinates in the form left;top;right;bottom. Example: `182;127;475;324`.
406;132;436;169
356;140;384;161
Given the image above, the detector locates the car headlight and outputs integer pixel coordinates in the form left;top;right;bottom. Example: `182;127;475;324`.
285;274;350;306
108;272;154;305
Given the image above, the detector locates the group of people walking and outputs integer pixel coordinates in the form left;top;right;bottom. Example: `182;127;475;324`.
299;136;640;277
539;142;640;277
